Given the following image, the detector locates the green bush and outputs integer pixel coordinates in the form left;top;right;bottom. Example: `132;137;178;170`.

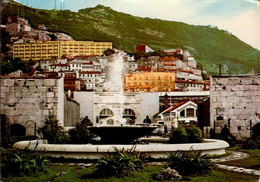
69;117;94;144
186;126;203;143
166;150;213;176
95;146;146;177
1;149;48;177
242;137;260;149
38;116;69;144
169;127;188;144
169;126;203;144
1;136;38;149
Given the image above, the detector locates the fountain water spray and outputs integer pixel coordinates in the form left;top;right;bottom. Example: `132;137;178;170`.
101;53;127;126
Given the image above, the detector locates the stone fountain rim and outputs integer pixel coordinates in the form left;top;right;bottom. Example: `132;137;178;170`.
87;125;157;128
12;139;229;159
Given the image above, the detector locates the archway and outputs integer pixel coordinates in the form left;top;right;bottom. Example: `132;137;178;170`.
10;123;26;136
99;108;114;119
252;123;260;137
123;109;136;125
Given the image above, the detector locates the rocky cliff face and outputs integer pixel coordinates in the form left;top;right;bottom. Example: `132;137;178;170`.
5;16;74;43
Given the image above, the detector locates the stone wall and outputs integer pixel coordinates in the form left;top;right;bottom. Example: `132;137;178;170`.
64;96;80;127
73;92;160;124
94;92;141;124
210;75;260;138
74;92;94;122
1;77;64;136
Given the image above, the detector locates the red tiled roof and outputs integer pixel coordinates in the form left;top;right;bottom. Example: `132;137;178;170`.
82;62;93;65
159;57;178;62
163;99;191;114
79;71;101;74
163;62;176;66
191;66;201;70
178;69;194;74
136;67;152;71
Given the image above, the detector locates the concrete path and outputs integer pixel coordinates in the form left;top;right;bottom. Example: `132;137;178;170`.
210;150;260;177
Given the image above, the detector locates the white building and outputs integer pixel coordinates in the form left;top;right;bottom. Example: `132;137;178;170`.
187;56;197;68
155;100;197;129
49;63;70;72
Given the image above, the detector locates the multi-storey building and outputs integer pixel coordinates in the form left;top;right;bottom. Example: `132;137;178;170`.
13;40;112;61
124;72;175;92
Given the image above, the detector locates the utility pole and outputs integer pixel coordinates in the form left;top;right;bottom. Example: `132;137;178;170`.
257;51;260;74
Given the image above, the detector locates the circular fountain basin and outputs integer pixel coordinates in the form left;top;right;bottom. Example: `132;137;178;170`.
87;125;157;144
13;139;229;159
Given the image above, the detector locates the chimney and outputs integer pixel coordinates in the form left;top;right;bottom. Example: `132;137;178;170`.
251;67;254;76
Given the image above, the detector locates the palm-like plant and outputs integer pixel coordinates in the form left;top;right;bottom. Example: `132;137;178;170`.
166;149;212;176
96;146;146;177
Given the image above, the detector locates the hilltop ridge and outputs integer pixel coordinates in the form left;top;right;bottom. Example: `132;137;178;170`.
1;1;259;74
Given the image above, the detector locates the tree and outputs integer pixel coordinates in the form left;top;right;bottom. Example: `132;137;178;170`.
103;48;115;56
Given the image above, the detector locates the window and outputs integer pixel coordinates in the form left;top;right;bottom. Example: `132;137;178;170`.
99;109;114;119
186;108;195;117
180;110;185;117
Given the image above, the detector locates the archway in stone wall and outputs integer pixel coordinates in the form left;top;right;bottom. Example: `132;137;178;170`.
10;123;26;136
123;109;136;125
252;123;260;137
99;109;114;119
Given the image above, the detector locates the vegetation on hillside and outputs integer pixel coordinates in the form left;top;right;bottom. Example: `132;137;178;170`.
1;1;259;74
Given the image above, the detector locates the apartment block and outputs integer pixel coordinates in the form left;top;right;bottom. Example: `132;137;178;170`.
124;72;175;92
13;41;112;61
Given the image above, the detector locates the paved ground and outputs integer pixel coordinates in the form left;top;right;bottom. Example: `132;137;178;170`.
210;150;260;178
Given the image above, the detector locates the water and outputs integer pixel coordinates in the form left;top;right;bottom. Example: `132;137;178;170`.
100;53;127;125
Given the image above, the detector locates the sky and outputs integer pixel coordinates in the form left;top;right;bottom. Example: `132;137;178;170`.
15;0;260;50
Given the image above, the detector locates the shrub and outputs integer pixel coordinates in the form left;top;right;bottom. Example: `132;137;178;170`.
155;167;182;181
1;149;48;177
95;146;146;177
69;117;94;144
169;128;188;144
166;150;213;176
169;126;203;144
242;137;260;149
38;116;69;144
211;126;237;147
186;126;203;143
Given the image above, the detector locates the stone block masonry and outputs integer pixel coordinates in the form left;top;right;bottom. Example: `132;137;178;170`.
210;75;260;138
1;77;64;136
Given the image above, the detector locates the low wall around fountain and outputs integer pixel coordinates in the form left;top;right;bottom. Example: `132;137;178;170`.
13;139;229;159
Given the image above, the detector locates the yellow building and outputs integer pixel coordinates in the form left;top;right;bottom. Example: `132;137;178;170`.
13;41;112;61
124;72;175;92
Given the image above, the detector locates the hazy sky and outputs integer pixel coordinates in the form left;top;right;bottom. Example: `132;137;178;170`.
15;0;260;50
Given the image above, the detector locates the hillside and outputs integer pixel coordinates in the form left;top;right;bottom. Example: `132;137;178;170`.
2;1;259;74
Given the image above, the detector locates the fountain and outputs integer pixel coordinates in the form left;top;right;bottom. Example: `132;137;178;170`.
88;53;156;143
12;52;229;159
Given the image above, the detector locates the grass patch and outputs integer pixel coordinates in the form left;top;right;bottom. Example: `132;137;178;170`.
2;164;259;182
190;170;258;182
220;149;260;169
206;151;232;159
